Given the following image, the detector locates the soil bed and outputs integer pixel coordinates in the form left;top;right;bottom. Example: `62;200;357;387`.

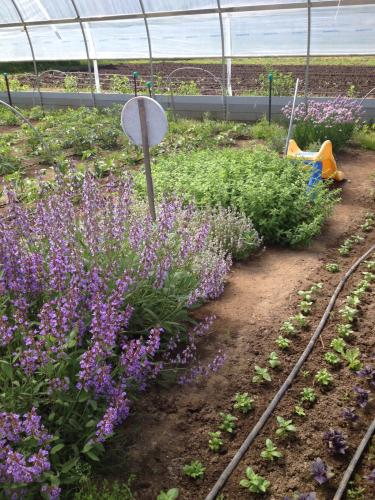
98;148;375;499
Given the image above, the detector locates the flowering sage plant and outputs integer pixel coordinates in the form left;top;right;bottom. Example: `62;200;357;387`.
0;174;230;497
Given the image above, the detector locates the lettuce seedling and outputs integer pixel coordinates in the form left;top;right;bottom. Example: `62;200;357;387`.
219;412;237;433
275;416;296;438
324;351;342;367
157;489;179;500
331;337;346;355
337;324;353;339
326;263;340;273
183;460;205;479
260;439;282;461
208;431;223;452
268;351;280;369
310;282;323;294
365;260;375;271
311;457;334;485
315;369;333;387
343;348;363;371
300;387;317;404
280;320;296;336
239;467;270;493
233;393;254;414
291;313;308;329
323;429;348;455
294;405;306;417
276;335;290;350
252;365;272;384
346;294;361;308
362;271;375;282
300;300;313;315
339;305;358;323
298;290;313;302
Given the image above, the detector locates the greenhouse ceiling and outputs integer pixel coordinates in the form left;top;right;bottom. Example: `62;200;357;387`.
0;0;374;62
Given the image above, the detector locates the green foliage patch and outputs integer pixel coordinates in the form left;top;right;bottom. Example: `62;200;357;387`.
136;147;339;247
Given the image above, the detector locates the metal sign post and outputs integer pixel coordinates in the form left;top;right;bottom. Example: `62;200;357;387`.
133;71;139;96
121;96;168;221
3;73;12;106
268;73;273;124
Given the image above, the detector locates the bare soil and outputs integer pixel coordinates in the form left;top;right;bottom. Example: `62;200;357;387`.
18;63;375;97
98;148;375;499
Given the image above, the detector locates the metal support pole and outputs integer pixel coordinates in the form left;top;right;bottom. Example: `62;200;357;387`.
217;0;228;120
139;0;154;97
93;59;101;93
138;98;156;221
285;78;300;156
133;72;139;96
304;0;311;108
10;0;42;108
70;0;96;107
268;73;273;124
224;16;232;96
3;74;12;106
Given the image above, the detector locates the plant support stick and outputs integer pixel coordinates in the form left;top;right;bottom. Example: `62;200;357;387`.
138;97;156;221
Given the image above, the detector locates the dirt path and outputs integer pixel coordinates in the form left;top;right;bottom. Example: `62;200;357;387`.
102;148;375;499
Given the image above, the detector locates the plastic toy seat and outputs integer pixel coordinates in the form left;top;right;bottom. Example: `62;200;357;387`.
287;139;344;182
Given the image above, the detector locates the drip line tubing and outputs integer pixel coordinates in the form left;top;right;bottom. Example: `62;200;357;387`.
333;417;375;500
205;243;375;500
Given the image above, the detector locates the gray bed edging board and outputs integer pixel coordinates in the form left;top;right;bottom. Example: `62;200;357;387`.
1;92;374;122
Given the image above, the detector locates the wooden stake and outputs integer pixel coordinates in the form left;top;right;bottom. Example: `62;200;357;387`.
138;97;156;221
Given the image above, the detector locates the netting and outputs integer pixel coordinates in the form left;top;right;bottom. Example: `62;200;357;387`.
0;0;374;62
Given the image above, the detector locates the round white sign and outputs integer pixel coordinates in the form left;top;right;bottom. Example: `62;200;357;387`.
121;96;168;147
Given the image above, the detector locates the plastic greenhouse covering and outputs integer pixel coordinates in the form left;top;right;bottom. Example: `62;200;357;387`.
0;0;374;62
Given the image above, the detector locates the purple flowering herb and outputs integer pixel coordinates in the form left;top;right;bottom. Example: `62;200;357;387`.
365;469;375;484
353;386;370;408
341;407;359;423
323;429;349;455
311;457;334;485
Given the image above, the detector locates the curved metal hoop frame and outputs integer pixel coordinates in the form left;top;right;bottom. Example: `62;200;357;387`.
166;66;226;120
0;99;54;165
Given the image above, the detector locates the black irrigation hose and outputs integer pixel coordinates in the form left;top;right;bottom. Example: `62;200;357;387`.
205;243;375;500
333;416;375;500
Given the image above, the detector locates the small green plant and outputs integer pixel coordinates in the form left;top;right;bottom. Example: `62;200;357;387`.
276;335;290;350
260;439;282;461
300;387;317;404
233;393;254;414
343;348;363;371
362;271;375;282
315;368;333;387
339;305;358;323
252;365;272;384
183;460;205;479
346;294;361;308
298;289;313;301
310;282;323;294
331;337;346;354
365;260;375;271
326;262;340;273
346;482;365;500
208;431;224;452
294;405;306;417
339;238;353;256
109;74;133;94
268;351;280;369
301;370;310;378
219;413;238;434
337;324;354;339
280;320;296;336
64;74;79;92
300;300;313;315
157;488;179;500
275;416;296;437
239;467;270;494
176;81;200;96
324;351;342;367
291;313;308;329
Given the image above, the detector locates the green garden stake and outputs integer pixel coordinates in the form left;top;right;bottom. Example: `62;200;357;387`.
268;73;273;124
132;71;139;96
146;80;153;98
3;72;12;107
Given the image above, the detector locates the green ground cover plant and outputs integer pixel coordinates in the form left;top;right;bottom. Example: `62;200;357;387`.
136;147;339;247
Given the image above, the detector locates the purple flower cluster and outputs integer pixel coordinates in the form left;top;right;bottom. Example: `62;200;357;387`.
0;409;52;485
282;97;363;126
0;174;230;494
